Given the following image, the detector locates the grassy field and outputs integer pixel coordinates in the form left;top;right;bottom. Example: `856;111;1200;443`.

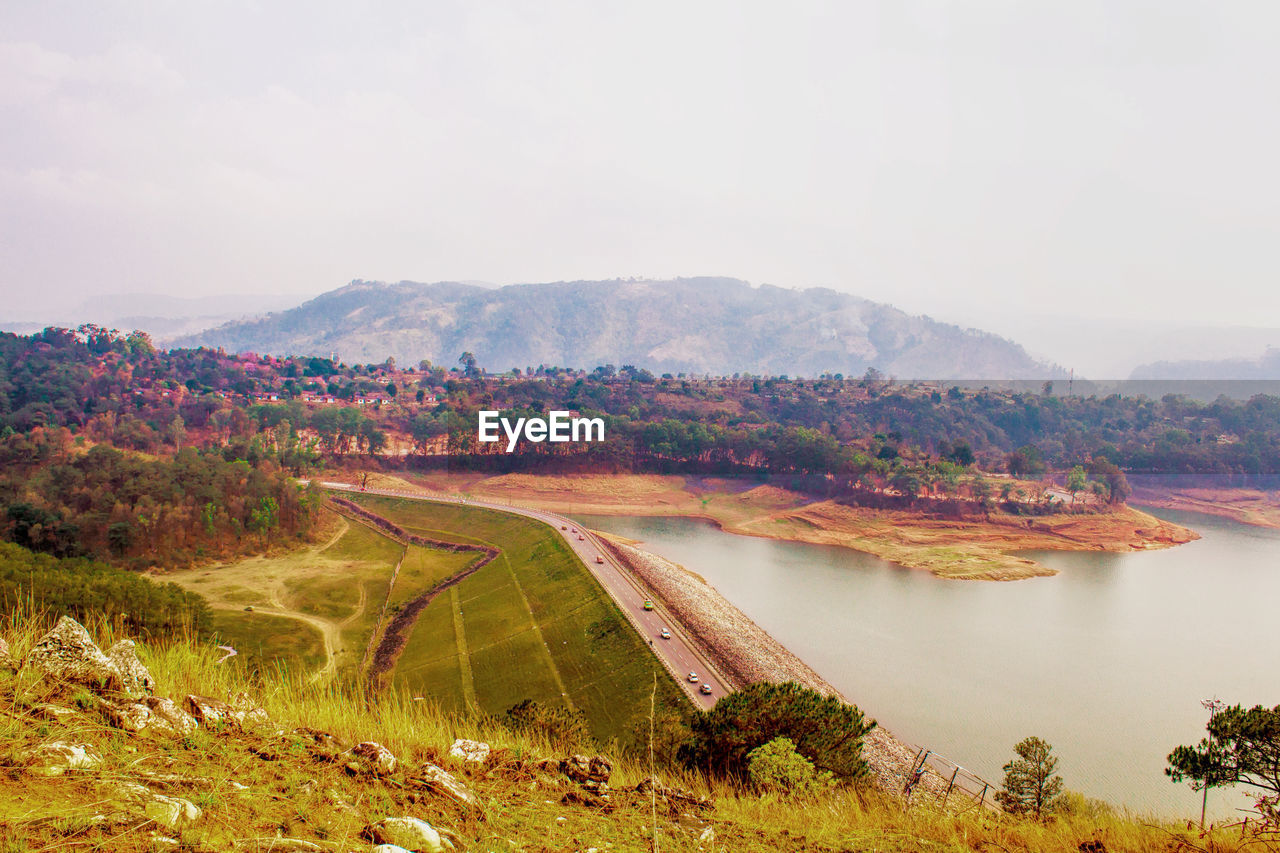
207;609;326;673
166;516;403;678
345;494;689;744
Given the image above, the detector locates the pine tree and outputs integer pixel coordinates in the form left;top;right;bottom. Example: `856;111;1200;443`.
996;736;1064;818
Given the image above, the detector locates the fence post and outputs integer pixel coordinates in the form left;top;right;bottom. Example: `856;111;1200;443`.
979;782;988;809
942;767;959;810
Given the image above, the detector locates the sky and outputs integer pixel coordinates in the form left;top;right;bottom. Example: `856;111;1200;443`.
2;2;1279;371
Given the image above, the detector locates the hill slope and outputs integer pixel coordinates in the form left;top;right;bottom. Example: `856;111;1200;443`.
176;278;1061;379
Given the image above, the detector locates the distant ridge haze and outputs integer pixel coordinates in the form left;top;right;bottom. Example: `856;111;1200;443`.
175;277;1063;379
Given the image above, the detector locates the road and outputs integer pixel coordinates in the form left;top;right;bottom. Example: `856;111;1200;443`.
317;481;730;709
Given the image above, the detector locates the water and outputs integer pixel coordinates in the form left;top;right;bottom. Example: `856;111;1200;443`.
576;508;1280;818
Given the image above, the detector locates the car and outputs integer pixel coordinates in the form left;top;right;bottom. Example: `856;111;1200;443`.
659;628;671;639
643;600;654;611
571;527;577;533
594;555;604;564
561;525;567;530
578;534;585;541
687;672;699;683
700;683;713;695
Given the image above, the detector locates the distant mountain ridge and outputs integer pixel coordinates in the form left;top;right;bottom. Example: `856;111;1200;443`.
1131;346;1280;380
176;277;1063;378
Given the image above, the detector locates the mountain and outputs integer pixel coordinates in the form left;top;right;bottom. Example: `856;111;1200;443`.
1131;346;1280;379
175;277;1062;378
0;292;305;342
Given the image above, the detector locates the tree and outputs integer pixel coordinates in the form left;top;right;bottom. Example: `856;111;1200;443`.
1087;457;1131;505
502;699;591;751
996;736;1064;818
458;352;480;379
1167;703;1280;820
1006;445;1046;479
1066;465;1088;501
681;682;875;782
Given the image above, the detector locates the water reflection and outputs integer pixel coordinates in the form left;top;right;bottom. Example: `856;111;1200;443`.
577;510;1280;817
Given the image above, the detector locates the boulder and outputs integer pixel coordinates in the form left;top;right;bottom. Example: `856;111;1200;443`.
561;754;611;785
184;692;269;731
25;741;102;776
349;741;398;775
22;616;122;692
372;846;415;853
413;764;480;809
363;817;458;852
107;781;201;830
448;738;490;763
105;639;156;695
104;696;198;736
183;694;236;729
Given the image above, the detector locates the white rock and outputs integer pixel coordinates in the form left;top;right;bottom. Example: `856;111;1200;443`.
417;764;480;809
23;616;123;692
448;738;491;763
105;639;156;695
107;781;201;829
27;742;102;776
350;741;398;775
365;816;456;852
372;846;414;853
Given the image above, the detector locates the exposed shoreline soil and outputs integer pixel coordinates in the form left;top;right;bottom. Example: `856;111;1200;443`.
1129;484;1280;529
377;472;1200;580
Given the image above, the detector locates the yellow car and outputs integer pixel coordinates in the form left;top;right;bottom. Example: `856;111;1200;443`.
643;600;654;611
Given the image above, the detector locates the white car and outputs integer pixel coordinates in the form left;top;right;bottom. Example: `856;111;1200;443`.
659;628;671;639
687;672;699;684
700;683;713;695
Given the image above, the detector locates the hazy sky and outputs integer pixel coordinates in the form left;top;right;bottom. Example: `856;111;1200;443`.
3;2;1279;343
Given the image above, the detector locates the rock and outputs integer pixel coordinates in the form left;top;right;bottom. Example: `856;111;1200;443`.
634;777;710;811
448;738;490;763
350;741;398;775
561;789;609;809
107;781;202;830
372;846;414;853
363;816;458;852
0;636;14;670
183;693;268;731
229;691;271;726
103;696;198;736
31;702;78;721
231;839;325;851
105;639;156;695
25;741;102;776
22;616;123;693
413;764;480;809
561;754;611;785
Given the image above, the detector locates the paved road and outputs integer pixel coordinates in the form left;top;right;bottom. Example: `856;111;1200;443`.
318;481;729;709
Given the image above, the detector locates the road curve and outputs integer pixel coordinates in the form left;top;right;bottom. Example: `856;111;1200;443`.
316;481;731;709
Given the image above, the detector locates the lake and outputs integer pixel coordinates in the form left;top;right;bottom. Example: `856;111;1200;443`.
575;508;1280;818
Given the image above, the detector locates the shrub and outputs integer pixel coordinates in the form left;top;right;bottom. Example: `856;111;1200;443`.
747;736;833;796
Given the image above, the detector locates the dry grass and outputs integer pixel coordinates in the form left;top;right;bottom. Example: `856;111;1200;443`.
2;606;1268;852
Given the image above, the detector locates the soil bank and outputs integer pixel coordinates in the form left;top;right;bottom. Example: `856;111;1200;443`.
376;472;1199;581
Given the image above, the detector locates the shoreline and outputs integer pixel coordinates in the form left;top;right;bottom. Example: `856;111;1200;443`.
1129;486;1280;530
375;472;1201;581
600;535;972;801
